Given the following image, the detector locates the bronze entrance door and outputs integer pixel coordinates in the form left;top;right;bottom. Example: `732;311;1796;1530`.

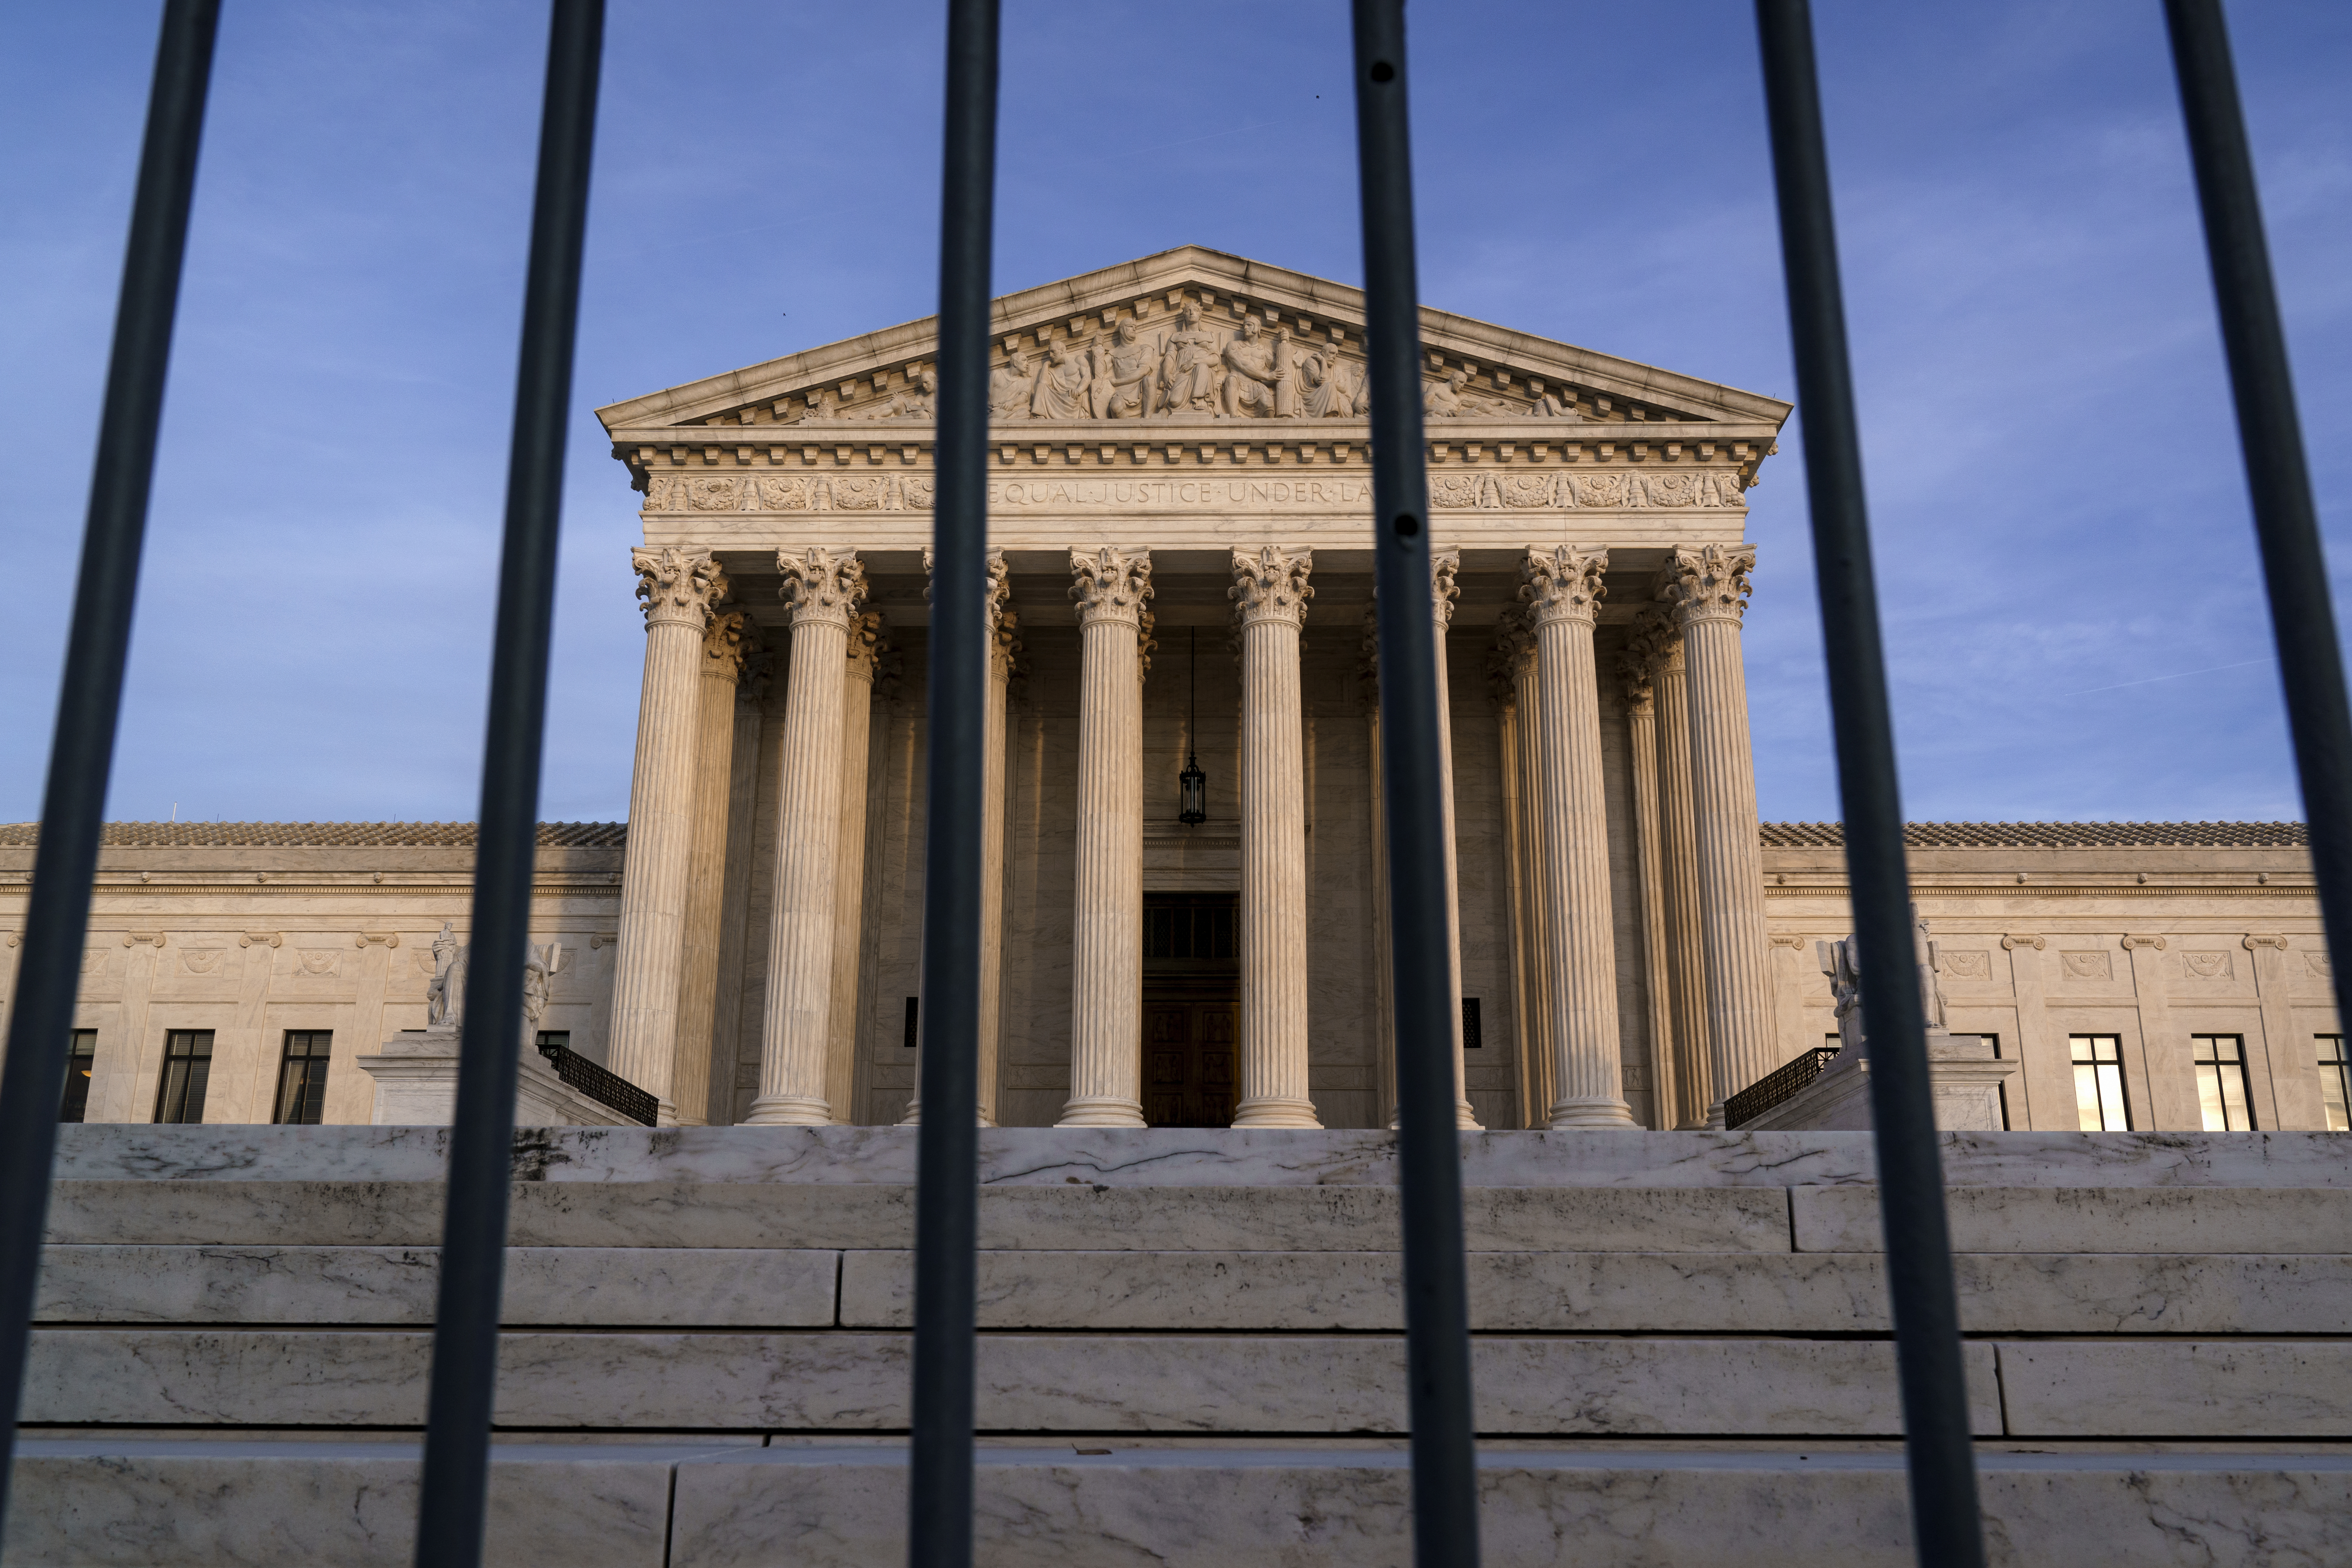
1141;893;1239;1128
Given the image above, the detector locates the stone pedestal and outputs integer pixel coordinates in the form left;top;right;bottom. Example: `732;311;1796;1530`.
354;1030;626;1127
1744;1034;2022;1132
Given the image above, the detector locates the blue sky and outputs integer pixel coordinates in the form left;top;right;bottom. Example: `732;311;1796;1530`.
2;1;2347;828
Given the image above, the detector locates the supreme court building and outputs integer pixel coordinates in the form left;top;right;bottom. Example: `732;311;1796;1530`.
9;247;2344;1135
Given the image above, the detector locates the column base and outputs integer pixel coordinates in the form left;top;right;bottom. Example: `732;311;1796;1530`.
1231;1097;1322;1129
1387;1100;1485;1132
1704;1100;1728;1130
1546;1096;1639;1130
1056;1097;1146;1128
742;1094;835;1127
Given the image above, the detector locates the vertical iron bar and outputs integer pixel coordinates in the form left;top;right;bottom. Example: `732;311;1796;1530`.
2163;0;2352;1020
1349;5;1481;1566
1751;4;1984;1566
0;0;219;1539
909;2;998;1565
412;3;603;1563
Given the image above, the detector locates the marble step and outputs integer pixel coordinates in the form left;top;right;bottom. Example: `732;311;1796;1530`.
10;1437;2350;1567
49;1178;2352;1254
35;1244;2352;1335
40;1180;1791;1251
26;1328;2008;1435
55;1123;2352;1192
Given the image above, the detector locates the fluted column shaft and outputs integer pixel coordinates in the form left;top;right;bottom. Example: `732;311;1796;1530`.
1229;546;1319;1128
1522;546;1636;1129
1618;637;1677;1131
1061;547;1153;1126
671;608;748;1126
1648;613;1712;1127
822;613;884;1123
610;548;726;1115
1667;544;1773;1124
748;548;866;1125
1503;622;1555;1124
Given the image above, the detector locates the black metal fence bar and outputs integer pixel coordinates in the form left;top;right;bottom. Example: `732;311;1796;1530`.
907;2;1001;1564
1751;4;1986;1566
1349;5;1482;1566
411;4;604;1563
1723;1045;1840;1131
2163;0;2352;1014
537;1038;658;1126
0;0;221;1540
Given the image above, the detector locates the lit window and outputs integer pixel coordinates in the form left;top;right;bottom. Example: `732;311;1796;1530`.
2070;1034;2129;1130
59;1030;97;1123
272;1031;333;1125
154;1030;213;1124
2192;1035;2255;1131
2320;1037;2350;1133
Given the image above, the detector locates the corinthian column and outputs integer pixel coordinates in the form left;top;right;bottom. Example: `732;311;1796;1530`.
1377;554;1479;1131
822;611;885;1123
1520;545;1635;1128
899;552;1012;1127
1665;544;1773;1124
746;547;866;1125
978;560;1016;1128
1229;545;1319;1128
1060;547;1153;1127
671;606;748;1126
610;548;727;1115
1617;626;1677;1131
1498;612;1554;1124
1643;606;1712;1127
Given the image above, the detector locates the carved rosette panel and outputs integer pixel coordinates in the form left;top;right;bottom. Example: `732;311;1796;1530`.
1520;545;1608;629
1432;548;1461;630
701;609;750;681
1069;546;1154;632
776;547;866;631
1230;546;1314;630
633;548;726;632
1664;543;1756;628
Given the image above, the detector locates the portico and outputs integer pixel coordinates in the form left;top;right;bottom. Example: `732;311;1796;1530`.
593;245;1790;1130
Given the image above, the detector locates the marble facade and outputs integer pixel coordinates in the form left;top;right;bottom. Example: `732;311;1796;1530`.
1;249;2342;1134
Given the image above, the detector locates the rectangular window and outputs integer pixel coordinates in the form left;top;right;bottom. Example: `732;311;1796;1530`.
2070;1034;2129;1130
2320;1036;2350;1133
59;1030;97;1123
904;997;919;1048
2192;1034;2256;1131
153;1030;214;1124
1461;997;1481;1049
272;1031;333;1125
535;1031;570;1053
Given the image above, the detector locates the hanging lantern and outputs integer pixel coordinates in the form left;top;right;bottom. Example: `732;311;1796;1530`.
1179;627;1207;824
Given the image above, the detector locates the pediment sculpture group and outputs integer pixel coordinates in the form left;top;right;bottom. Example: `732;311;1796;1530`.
780;303;1587;426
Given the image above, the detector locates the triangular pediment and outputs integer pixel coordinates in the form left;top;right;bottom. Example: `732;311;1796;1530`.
595;245;1790;437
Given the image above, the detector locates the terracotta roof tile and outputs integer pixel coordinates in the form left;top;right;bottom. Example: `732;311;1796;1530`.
1758;821;2308;849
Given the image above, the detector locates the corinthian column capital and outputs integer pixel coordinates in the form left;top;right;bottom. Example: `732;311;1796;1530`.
1619;606;1676;708
1069;546;1153;630
1664;543;1757;627
1520;544;1608;628
846;610;887;685
633;548;726;631
1229;545;1313;630
700;608;750;681
777;547;866;630
1432;547;1461;630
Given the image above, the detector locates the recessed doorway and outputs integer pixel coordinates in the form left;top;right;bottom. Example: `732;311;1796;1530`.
1142;892;1239;1128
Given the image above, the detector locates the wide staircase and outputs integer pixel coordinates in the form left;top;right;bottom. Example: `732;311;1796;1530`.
7;1125;2349;1566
